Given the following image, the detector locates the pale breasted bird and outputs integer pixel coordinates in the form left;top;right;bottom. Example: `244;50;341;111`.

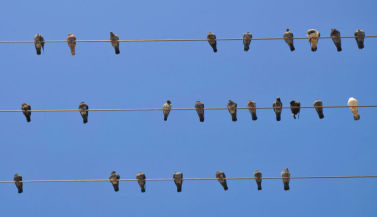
281;168;291;191
14;173;23;194
136;172;146;193
195;101;205;122
330;28;342;52
243;32;252;51
110;32;120;54
34;34;45;55
78;102;89;124
273;97;283;121
313;100;324;119
163;100;172;121
22;103;31;122
283;28;295;51
347;97;360;120
247;100;257;121
290;100;300;119
254;170;262;190
67;33;77;56
207;32;217;53
354;29;365;49
307;29;320;52
173;172;183;192
109;171;120;192
227;100;237;122
216;171;228;191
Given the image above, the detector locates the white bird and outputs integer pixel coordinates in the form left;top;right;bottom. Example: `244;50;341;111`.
347;97;360;120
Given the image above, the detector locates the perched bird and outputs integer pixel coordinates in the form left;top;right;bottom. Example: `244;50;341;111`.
207;32;217;52
290;100;300;119
227;100;237;122
281;168;290;191
216;171;228;191
136;172;146;193
330;28;342;52
67;33;77;55
109;171;120;192
163;100;172;121
78;102;89;124
254;170;262;190
283;28;295;51
247;100;257;120
22;103;31;122
243;32;252;51
354;29;365;49
273;97;283;121
110;32;120;54
347;97;360;120
34;34;45;55
14;174;23;194
195;101;205;122
313;100;324;119
307;29;320;52
173;172;183;192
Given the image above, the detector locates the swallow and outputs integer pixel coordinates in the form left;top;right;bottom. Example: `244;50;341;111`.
227;100;237;122
67;33;77;56
34;34;45;55
243;32;252;51
247;100;257;120
354;29;365;49
22;103;31;122
173;172;183;192
195;101;205;122
330;28;342;52
14;174;23;194
283;28;295;51
110;32;120;54
281;168;290;191
207;32;217;52
78;102;88;124
109;171;120;192
163;100;172;121
347;97;360;120
273;97;283;121
254;170;262;190
290;100;300;119
307;29;320;52
136;172;146;193
216;171;228;191
313;100;324;119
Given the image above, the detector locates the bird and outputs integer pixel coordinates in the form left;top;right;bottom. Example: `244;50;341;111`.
34;34;45;55
283;28;295;51
136;172;146;193
273;97;283;121
78;102;89;124
254;170;262;190
243;32;252;51
163;100;172;121
22;103;31;122
330;28;342;52
313;100;324;119
109;171;120;192
173;172;183;192
195;101;205;122
354;29;365;49
110;32;120;54
247;100;257;120
216;171;228;191
207;32;217;52
67;33;77;55
347;97;360;120
307;29;320;52
227;100;237;122
14;174;23;194
281;168;290;191
290;100;300;119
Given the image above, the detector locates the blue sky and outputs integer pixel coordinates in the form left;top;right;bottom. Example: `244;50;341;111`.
0;0;377;216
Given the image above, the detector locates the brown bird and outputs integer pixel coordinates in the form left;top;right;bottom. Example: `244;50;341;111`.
313;100;324;119
34;34;45;55
163;100;172;121
247;100;257;120
109;171;120;192
136;172;146;193
283;28;295;51
281;168;290;191
227;100;237;121
354;29;365;49
110;32;120;54
290;100;300;119
22;103;31;122
67;33;77;55
243;32;252;51
216;171;228;191
330;28;342;52
14;174;23;194
195;101;205;122
273;97;283;121
254;170;262;190
78;102;88;124
207;32;217;52
307;29;320;52
173;172;183;192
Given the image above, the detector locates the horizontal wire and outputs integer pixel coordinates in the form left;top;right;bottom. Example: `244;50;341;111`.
1;175;376;183
0;36;376;43
0;105;376;112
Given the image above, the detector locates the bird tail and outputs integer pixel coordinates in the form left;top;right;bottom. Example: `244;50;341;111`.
318;112;324;119
199;114;204;122
293;114;296;119
18;188;23;194
289;44;295;51
71;47;76;56
26;116;31;122
257;182;262;190
276;113;281;121
244;45;249;52
36;48;41;55
337;45;342;52
252;113;257;121
284;183;290;191
115;47;120;55
357;41;364;49
212;44;217;53
177;185;182;192
113;184;119;192
232;114;237;122
83;116;88;124
164;115;168;121
353;114;360;120
311;46;317;52
223;184;228;191
141;187;145;193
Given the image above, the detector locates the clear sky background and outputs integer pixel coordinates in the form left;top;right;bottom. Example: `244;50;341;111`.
0;0;376;216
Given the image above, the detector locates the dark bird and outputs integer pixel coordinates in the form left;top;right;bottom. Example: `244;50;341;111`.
22;103;31;122
109;171;120;192
243;32;252;51
307;29;320;52
78;102;88;124
330;28;342;52
207;32;217;52
136;172;146;193
273;97;283;121
195;101;205;122
173;172;183;192
281;168;291;191
283;28;295;51
67;33;77;56
247;100;257;121
254;170;262;190
163;100;172;121
227;100;237;122
14;174;23;194
354;29;365;49
313;100;324;119
110;32;120;54
34;34;45;55
290;100;300;119
216;171;228;191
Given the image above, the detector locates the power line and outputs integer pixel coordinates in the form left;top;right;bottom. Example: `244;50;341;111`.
0;36;376;44
1;175;376;183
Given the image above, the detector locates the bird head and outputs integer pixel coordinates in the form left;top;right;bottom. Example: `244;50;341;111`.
167;100;171;104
